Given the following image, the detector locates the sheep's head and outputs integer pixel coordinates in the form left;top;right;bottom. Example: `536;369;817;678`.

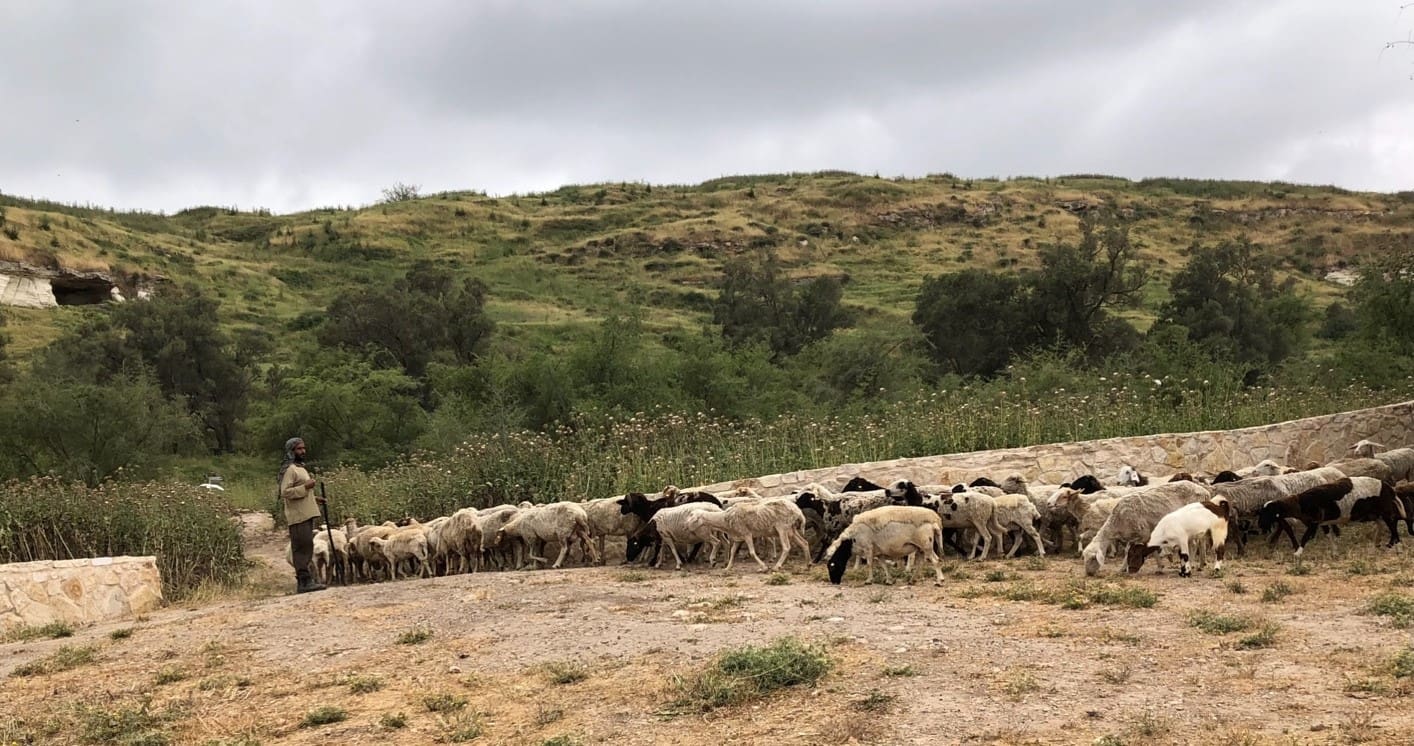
1351;439;1383;458
1082;544;1104;577
1117;465;1143;487
1255;501;1283;532
1124;544;1162;574
825;539;853;585
885;480;921;506
1048;487;1079;510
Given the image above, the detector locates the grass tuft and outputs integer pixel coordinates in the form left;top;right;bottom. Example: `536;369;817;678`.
346;674;383;694
299;706;347;728
1188;610;1253;635
396;626;434;645
10;644;99;677
1261;581;1294;603
1392;647;1414;678
1367;592;1414;628
666;637;830;714
545;661;589;685
380;712;408;730
423;693;468;713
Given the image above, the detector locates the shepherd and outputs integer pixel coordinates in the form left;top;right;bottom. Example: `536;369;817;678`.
278;437;327;593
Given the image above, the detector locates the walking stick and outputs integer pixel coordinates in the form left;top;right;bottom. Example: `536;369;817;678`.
318;480;346;585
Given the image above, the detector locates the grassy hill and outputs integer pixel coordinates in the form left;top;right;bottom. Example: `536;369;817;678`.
2;172;1412;357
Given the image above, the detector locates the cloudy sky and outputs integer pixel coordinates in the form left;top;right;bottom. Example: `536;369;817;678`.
2;0;1412;214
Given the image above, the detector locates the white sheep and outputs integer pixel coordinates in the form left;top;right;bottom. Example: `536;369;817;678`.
684;498;811;572
987;494;1045;558
1349;440;1414;483
439;508;483;574
823;505;945;585
1236;459;1290;478
1125;497;1231;576
369;526;430;580
884;480;998;560
1083;480;1213;576
497;502;598;570
477;505;523;570
649;502;725;570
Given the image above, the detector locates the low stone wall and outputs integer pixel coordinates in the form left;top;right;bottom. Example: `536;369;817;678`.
1;556;163;631
697;399;1414;495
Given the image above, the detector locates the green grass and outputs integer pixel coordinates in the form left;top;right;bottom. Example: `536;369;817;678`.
9;644;99;677
1393;647;1414;678
346;674;383;693
423;693;468;713
1261;581;1295;603
545;661;589;685
77;700;173;746
2;621;74;643
299;706;347;728
1367;593;1414;628
881;664;918;678
153;667;187;685
1188;611;1254;635
395;627;434;645
1235;622;1281;649
666;637;831;715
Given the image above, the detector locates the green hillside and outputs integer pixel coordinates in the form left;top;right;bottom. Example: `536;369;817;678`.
3;173;1409;357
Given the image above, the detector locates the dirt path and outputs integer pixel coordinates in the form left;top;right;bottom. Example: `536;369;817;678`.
2;516;1413;744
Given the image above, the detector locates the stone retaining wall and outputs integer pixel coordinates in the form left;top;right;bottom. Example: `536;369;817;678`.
696;399;1414;495
1;556;163;631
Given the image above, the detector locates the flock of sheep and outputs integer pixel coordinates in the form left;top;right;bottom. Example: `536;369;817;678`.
292;439;1414;587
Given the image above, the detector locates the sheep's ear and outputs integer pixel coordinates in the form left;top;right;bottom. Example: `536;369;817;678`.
1143;545;1162;558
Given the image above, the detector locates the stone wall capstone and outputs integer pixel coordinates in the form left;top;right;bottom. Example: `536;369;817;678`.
693;399;1414;496
0;556;163;631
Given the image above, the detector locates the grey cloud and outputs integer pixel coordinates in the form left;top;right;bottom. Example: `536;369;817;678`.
0;0;1410;213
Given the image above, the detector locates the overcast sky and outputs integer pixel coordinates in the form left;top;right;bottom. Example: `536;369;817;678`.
2;0;1412;215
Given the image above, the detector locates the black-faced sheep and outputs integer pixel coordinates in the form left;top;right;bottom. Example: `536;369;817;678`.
823;505;945;585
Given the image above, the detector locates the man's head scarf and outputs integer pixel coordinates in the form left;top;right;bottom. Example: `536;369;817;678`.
278;437;305;484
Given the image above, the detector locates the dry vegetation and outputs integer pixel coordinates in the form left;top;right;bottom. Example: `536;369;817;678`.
3;517;1414;745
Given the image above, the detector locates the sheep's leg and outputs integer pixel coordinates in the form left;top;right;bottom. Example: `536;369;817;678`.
865;546;880;584
1294;522;1320;556
744;537;769;572
1177;537;1193;577
771;527;794;571
670;539;688;571
551;539;571;569
1383;514;1401;548
972;520;992;560
723;538;739;570
597;536;608;566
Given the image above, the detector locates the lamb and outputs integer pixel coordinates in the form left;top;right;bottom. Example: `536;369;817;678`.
885;480;998;560
794;483;894;562
497;502;599;569
1082;480;1213;576
1124;496;1231;577
647;502;725;570
823;506;945;585
987;494;1045;558
582;496;645;565
1001;474;1072;553
1258;477;1406;554
1349;440;1414;483
684;499;811;571
345;520;401;581
368;525;430;580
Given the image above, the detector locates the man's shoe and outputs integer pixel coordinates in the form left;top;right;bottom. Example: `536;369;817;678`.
295;571;327;594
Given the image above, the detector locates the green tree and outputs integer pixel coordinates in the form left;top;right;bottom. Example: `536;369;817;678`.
1351;248;1414;352
713;250;852;360
319;263;494;380
1026;212;1147;357
1157;238;1310;366
35;288;252;452
0;371;198;485
247;353;427;466
912;269;1034;377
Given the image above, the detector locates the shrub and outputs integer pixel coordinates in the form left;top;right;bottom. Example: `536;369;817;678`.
396;627;433;645
0;479;244;600
423;693;468;713
1367;593;1414;628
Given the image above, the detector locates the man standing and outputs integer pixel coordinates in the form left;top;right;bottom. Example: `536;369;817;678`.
279;437;327;593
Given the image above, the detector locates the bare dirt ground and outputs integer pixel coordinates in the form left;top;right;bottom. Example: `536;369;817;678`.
3;514;1413;745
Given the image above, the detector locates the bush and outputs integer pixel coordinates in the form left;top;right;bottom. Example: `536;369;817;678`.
0;479;244;600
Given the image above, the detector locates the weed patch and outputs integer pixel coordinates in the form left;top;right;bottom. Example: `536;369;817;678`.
1188;611;1254;635
300;706;347;728
665;637;830;714
1367;592;1414;628
396;626;434;645
10;644;98;677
